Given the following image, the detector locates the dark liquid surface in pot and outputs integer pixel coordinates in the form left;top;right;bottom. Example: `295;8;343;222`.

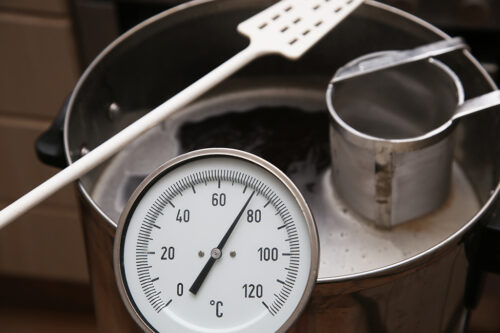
90;86;479;279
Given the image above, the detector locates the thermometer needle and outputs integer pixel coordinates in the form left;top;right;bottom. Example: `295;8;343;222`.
189;191;255;295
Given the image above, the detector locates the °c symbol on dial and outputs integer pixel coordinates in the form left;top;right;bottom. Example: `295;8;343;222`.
210;300;224;318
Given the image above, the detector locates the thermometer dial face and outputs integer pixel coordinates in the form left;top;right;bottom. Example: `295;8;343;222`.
114;148;319;333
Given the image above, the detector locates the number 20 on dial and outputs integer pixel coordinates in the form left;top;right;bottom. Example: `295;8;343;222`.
114;148;319;332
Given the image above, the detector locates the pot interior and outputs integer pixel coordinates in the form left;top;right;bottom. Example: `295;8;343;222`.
65;0;499;280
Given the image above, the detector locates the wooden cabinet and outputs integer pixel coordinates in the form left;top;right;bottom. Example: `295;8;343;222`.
0;1;87;283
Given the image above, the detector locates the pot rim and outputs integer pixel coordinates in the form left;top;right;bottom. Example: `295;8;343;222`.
63;0;500;281
326;56;465;152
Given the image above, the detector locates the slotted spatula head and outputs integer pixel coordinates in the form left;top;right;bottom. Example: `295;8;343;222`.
238;0;364;60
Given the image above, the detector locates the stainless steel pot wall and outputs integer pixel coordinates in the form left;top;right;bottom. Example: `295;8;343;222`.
60;0;499;332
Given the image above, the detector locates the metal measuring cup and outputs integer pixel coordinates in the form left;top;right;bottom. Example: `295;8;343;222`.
326;38;500;228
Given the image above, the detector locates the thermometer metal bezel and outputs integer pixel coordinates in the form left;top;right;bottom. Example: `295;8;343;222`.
113;148;319;333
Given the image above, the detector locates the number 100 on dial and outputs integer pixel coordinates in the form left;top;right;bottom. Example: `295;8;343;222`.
114;148;319;333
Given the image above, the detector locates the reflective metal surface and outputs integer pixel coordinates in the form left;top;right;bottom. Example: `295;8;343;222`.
327;43;500;227
328;56;463;227
63;0;499;332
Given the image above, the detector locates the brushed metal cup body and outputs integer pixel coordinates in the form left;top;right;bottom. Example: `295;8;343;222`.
327;55;465;227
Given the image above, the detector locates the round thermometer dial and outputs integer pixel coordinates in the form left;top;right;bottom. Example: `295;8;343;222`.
114;148;319;332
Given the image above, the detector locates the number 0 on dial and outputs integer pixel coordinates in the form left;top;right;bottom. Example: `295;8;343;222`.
114;148;319;332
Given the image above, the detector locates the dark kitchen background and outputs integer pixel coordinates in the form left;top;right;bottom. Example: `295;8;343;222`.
0;0;498;331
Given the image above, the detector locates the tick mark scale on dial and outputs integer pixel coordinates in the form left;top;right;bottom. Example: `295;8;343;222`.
138;273;150;280
141;282;154;290
156;300;171;313
144;215;156;223
151;293;163;303
137;268;152;274
143;220;161;229
270;303;280;314
173;183;183;196
141;219;153;228
278;222;292;230
281;284;293;294
150;203;164;215
150;298;162;307
136;263;152;268
262;301;275;316
146;291;161;301
122;162;316;328
280;289;291;298
145;290;159;299
274;294;285;306
152;300;164;312
143;283;154;291
156;197;168;207
151;299;163;309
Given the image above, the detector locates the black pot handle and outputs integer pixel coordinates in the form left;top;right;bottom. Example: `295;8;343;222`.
464;198;500;311
474;200;500;274
35;96;70;169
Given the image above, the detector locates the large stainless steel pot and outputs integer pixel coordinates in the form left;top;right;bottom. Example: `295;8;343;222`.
37;0;500;332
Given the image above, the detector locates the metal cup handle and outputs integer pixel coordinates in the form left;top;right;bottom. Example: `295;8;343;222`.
332;36;500;123
332;37;468;83
453;90;500;121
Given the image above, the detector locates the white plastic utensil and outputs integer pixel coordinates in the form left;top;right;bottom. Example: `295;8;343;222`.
0;0;363;229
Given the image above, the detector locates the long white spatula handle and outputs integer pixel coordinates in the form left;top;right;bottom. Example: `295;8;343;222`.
0;46;259;230
0;0;365;229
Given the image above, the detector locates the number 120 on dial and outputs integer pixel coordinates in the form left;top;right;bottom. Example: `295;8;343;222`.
114;148;319;333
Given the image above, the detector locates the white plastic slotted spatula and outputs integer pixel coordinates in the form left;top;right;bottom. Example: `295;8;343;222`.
0;0;363;229
238;0;363;60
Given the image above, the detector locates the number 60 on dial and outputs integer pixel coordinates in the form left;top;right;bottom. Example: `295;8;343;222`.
114;148;319;333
